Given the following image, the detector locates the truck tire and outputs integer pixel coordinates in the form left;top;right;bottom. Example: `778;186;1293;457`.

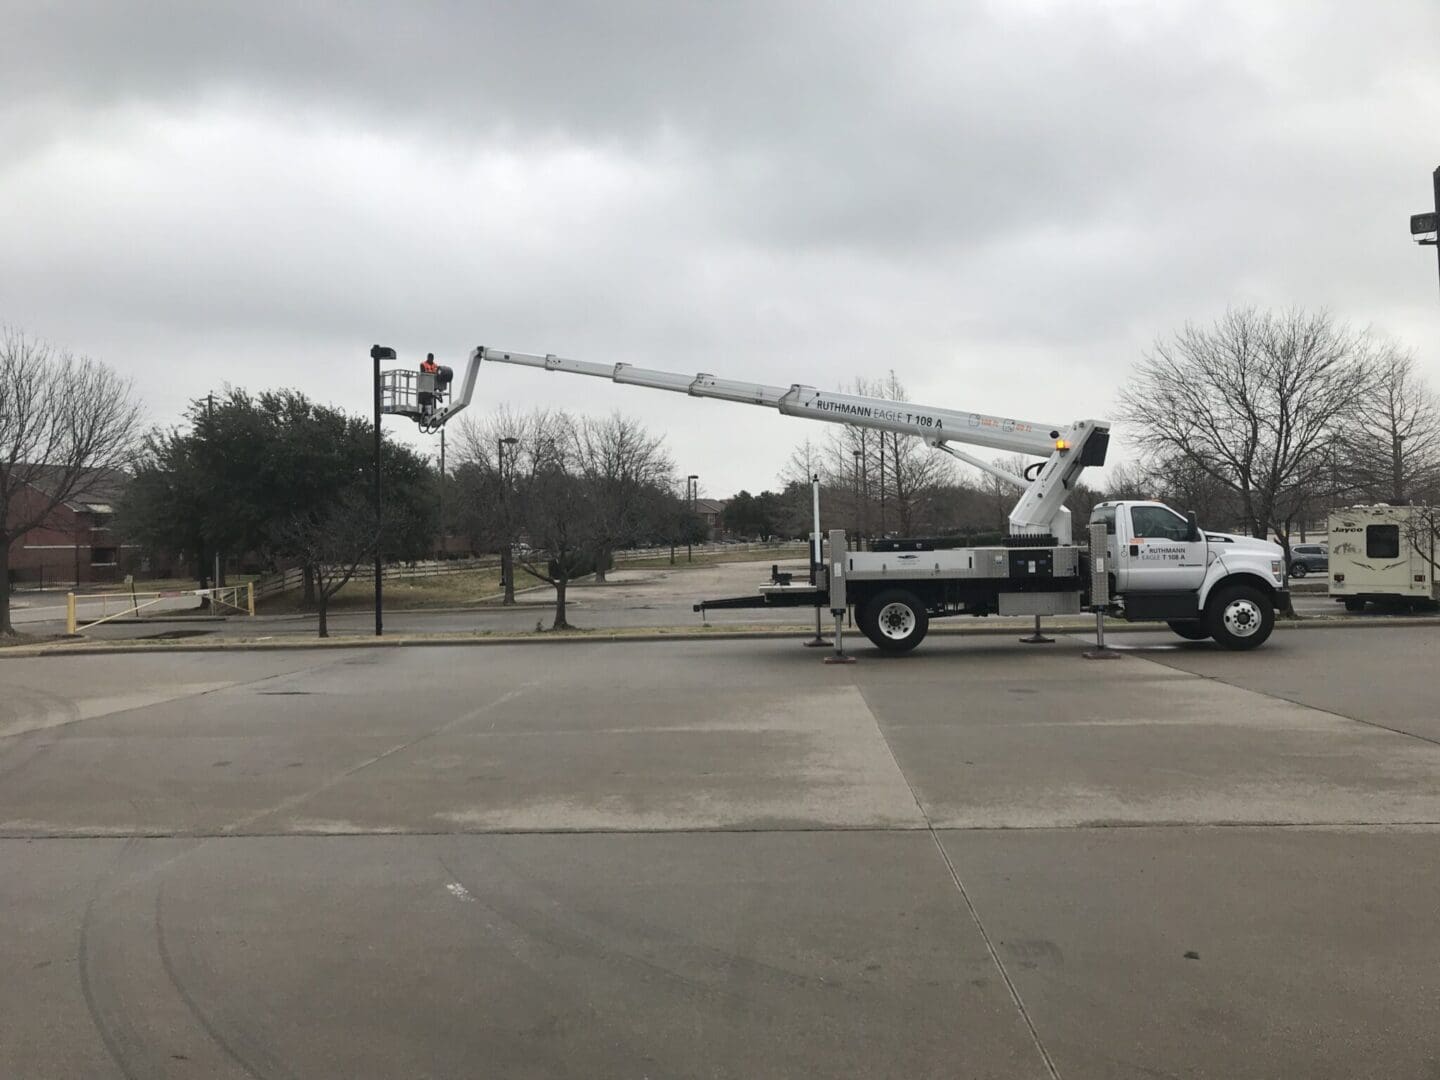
1167;621;1210;641
1205;583;1274;650
862;589;929;654
1343;597;1365;612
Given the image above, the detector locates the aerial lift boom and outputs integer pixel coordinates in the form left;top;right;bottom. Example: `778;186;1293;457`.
417;345;1111;543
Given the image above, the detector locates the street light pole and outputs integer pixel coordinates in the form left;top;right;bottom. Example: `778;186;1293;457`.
370;344;396;636
852;448;862;551
687;474;699;562
1409;165;1440;297
499;437;519;604
878;435;887;538
1394;432;1407;504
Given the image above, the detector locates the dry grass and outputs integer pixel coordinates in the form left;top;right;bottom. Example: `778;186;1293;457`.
256;566;547;614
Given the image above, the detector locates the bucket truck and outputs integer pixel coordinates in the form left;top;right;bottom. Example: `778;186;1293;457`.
379;345;1289;652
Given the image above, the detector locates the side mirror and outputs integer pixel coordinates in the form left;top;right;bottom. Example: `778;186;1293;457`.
1186;510;1202;543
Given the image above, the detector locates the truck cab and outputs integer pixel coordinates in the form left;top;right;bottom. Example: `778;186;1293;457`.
1090;501;1288;649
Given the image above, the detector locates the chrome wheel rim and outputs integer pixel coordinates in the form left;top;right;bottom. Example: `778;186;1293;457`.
876;602;917;640
1222;598;1262;637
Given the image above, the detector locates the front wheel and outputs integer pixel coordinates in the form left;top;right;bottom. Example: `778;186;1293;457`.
1167;621;1210;641
861;590;929;654
1205;584;1275;650
1289;561;1308;578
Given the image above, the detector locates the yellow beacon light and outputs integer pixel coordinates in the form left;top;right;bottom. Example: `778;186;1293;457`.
1055;438;1070;451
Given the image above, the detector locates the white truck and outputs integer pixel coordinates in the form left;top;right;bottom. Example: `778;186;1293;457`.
1328;504;1439;612
379;344;1289;652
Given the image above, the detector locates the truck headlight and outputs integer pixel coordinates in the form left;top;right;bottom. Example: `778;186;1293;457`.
1271;560;1283;576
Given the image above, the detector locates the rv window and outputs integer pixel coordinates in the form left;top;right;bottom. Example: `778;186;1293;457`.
1366;524;1400;559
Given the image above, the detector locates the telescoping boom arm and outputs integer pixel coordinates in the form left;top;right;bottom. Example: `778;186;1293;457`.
443;345;1111;542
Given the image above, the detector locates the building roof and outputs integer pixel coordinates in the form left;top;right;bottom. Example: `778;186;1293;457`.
694;498;728;516
17;465;129;513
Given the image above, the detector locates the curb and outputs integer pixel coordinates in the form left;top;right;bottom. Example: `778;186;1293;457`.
2;613;1436;659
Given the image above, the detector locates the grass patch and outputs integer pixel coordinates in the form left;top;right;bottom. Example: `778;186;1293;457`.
256;566;547;614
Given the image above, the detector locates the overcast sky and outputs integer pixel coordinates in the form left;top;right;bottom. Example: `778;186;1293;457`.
5;1;1439;497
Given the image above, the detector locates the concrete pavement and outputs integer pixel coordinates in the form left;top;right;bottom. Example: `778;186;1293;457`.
4;559;1402;644
3;629;1440;1076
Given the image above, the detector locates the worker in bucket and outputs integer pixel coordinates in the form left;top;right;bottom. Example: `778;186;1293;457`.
418;352;440;414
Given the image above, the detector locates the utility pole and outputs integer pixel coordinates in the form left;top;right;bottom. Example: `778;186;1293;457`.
852;448;862;550
208;393;220;596
878;435;886;538
370;345;396;636
438;426;446;559
1411;165;1440;298
498;436;518;603
1394;432;1407;504
687;474;699;561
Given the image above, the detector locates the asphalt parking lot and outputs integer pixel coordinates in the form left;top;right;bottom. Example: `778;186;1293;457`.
3;624;1439;1078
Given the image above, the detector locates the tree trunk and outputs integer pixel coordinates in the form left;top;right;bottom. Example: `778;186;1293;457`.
592;545;609;584
0;537;13;635
317;592;329;638
302;564;316;608
552;577;569;629
501;547;515;605
197;547;212;611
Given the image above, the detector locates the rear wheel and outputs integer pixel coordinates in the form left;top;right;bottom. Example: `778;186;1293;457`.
854;603;877;641
1343;597;1365;612
1167;621;1210;641
1205;584;1274;650
862;590;929;654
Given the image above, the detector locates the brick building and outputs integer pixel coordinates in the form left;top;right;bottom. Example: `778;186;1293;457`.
5;466;133;587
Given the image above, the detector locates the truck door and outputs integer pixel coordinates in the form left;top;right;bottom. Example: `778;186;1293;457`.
1119;504;1208;592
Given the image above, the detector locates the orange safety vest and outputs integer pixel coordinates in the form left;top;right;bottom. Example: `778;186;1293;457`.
421;360;438;374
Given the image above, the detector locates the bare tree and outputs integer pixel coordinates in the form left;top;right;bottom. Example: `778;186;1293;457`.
570;412;674;582
982;454;1032;533
1119;307;1376;558
1403;507;1440;582
271;491;376;638
787;373;955;540
510;413;595;629
872;372;955;534
455;407;535;604
1335;346;1440;505
0;328;143;635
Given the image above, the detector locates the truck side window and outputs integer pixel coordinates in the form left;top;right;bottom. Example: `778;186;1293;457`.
1090;506;1117;535
1129;506;1192;541
1366;524;1400;559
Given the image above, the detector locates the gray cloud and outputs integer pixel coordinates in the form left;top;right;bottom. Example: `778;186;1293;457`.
4;1;1439;496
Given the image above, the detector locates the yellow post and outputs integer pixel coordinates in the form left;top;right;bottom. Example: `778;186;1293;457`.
247;580;256;616
66;592;77;635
